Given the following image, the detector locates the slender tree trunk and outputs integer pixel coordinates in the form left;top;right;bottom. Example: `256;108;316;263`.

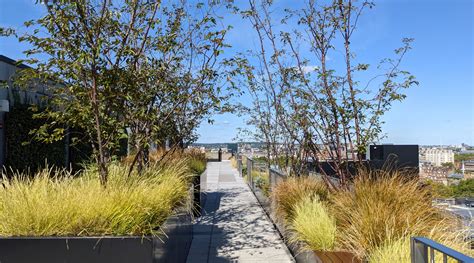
91;75;108;186
340;0;362;162
321;52;346;187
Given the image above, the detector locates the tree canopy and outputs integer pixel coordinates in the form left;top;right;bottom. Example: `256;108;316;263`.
5;0;234;184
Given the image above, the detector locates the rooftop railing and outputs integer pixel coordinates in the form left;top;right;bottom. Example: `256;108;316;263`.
411;237;473;263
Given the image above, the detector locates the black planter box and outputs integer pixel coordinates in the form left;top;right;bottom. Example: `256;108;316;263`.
0;213;193;263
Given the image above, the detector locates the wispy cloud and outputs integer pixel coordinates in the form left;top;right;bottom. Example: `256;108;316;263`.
301;65;319;73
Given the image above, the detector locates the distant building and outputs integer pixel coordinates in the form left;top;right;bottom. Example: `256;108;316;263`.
448;173;464;180
462;160;474;175
420;147;454;166
420;162;450;185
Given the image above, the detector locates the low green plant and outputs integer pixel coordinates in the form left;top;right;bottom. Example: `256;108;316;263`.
0;161;190;237
291;197;336;252
252;170;270;196
271;176;328;223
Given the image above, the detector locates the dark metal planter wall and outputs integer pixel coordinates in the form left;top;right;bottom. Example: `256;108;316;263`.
0;213;193;263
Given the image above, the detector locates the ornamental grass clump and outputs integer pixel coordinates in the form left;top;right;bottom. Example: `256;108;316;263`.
368;229;472;263
331;169;468;260
230;157;238;169
271;176;328;223
188;158;206;175
0;161;190;237
291;197;336;251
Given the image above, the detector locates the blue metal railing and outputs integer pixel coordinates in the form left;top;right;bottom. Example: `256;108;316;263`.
411;237;473;263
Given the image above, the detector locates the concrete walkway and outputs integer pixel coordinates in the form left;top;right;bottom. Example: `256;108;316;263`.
186;161;294;263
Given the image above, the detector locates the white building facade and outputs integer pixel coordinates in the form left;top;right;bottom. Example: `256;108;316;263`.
420;148;454;166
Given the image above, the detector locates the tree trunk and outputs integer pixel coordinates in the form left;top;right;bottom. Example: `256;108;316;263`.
91;76;108;186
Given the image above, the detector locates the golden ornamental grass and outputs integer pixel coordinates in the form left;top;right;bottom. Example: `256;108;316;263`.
271;176;328;223
0;161;190;237
330;169;468;260
230;157;238;169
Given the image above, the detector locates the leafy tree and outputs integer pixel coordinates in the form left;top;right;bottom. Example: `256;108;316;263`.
441;162;454;169
5;0;233;184
452;179;474;198
113;2;233;174
455;153;474;162
425;180;453;198
426;179;474;198
240;0;418;188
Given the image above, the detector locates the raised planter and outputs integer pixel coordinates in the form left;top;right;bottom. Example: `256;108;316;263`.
248;181;360;263
0;212;193;263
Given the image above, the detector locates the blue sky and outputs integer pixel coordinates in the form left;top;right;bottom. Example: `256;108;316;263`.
1;0;473;145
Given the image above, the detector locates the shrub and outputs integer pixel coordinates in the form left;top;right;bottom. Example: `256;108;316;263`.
271;176;328;223
253;170;270;196
0;161;190;237
331;169;465;259
291;197;336;251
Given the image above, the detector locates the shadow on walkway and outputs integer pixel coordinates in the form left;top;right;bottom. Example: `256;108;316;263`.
188;186;293;263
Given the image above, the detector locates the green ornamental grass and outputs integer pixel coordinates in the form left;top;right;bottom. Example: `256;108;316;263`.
0;160;191;237
291;197;337;251
368;230;472;263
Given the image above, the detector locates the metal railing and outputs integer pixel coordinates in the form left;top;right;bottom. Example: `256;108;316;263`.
238;154;287;191
237;157;242;177
411;237;473;263
269;167;286;189
246;157;254;190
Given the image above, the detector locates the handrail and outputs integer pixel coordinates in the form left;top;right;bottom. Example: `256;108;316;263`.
241;154;288;187
269;167;285;176
411;237;473;263
246;157;254;189
269;167;287;188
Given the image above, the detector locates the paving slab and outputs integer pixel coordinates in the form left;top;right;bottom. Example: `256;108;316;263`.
187;161;294;263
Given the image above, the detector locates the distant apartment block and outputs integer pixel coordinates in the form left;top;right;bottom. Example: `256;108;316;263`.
419;162;450;184
461;160;474;176
420;147;454;166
